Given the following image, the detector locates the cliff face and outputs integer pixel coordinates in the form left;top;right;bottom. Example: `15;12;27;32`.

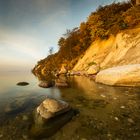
73;27;140;72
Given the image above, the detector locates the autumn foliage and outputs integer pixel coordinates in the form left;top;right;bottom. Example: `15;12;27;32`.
32;2;140;76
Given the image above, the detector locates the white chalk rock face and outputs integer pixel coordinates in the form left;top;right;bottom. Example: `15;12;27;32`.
95;64;140;86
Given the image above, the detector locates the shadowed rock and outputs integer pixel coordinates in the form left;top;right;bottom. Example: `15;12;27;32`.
5;98;30;115
17;82;29;86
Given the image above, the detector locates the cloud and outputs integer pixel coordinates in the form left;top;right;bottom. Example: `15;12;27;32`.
0;26;49;70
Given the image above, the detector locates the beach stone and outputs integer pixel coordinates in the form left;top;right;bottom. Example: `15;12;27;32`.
30;97;76;138
17;82;29;86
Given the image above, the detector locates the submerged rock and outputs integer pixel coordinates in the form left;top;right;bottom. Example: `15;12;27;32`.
5;98;30;115
30;97;75;139
96;64;140;86
17;82;29;86
38;81;53;88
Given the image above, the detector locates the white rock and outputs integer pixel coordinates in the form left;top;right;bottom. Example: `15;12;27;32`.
100;94;106;98
120;106;125;109
96;64;140;86
114;117;119;121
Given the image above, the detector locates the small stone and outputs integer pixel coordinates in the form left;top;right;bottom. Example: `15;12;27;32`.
22;115;28;121
76;104;82;107
22;134;28;139
17;82;29;86
77;135;80;138
114;117;119;121
125;90;129;93
0;134;3;138
81;138;87;140
128;118;134;124
120;106;125;109
107;133;112;137
133;133;138;136
100;94;106;98
113;97;117;100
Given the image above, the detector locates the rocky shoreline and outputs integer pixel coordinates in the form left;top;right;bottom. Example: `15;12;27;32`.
38;63;140;89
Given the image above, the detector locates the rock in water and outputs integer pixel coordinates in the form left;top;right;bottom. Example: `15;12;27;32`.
38;81;53;88
30;97;75;139
37;98;70;119
96;64;140;86
5;98;30;115
17;82;29;86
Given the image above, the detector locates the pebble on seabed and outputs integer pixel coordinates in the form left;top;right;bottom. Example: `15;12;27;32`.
22;115;28;121
0;134;3;138
120;106;125;109
127;118;134;124
114;117;119;121
100;94;106;98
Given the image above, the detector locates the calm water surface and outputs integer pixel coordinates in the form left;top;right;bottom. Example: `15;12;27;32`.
0;72;140;140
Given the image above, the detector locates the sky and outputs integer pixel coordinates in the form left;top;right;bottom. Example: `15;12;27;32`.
0;0;127;71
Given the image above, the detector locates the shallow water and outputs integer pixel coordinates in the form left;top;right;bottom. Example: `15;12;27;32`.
0;72;140;140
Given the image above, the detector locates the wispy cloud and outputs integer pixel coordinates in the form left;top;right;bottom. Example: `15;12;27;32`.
0;26;49;69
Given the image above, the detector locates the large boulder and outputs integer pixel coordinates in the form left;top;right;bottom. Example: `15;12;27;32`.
87;64;100;75
30;97;75;138
36;98;70;119
96;64;140;86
